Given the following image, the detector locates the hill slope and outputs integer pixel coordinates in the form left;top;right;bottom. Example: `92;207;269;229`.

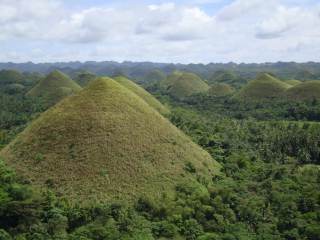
286;81;320;101
235;73;290;101
27;70;82;106
160;71;183;90
208;83;234;96
167;72;209;99
1;77;219;203
285;79;302;86
114;76;170;115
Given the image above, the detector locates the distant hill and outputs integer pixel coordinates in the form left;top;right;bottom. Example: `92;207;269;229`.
0;69;23;85
208;83;234;97
286;81;320;101
27;70;82;106
113;76;170;115
294;70;317;80
285;80;302;86
1;61;320;81
209;70;243;87
0;77;220;203
160;71;183;90
166;72;209;100
74;71;97;86
143;69;166;83
235;73;291;101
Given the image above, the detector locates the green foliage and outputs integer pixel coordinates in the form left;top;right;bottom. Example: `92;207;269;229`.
0;68;319;240
208;84;234;97
0;70;23;85
74;71;97;87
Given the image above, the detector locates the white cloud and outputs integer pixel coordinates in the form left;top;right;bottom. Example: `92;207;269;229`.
216;0;265;21
255;6;313;39
136;3;214;41
0;0;319;63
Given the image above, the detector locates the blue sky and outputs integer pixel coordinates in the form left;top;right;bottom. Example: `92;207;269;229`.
0;0;319;63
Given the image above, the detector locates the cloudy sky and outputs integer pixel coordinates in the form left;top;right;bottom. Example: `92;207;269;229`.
0;0;319;63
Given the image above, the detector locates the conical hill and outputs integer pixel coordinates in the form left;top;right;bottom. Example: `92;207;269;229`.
27;70;82;106
160;71;183;90
113;76;170;115
286;80;320;101
1;77;220;203
235;73;290;101
167;72;210;99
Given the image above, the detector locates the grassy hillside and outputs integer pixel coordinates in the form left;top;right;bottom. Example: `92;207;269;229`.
286;80;320;101
285;79;302;86
167;72;210;99
208;83;234;96
160;71;183;90
114;76;170;115
235;73;291;101
27;70;82;106
1;77;220;204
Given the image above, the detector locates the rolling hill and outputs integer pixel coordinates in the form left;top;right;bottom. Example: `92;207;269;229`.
0;77;220;203
144;69;166;83
284;79;302;86
167;72;210;99
286;80;320;101
27;70;82;106
0;69;23;85
74;71;97;86
208;83;234;96
235;73;291;101
160;71;183;90
114;76;170;115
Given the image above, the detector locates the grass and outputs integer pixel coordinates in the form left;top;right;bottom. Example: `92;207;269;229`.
113;75;170;115
208;83;234;96
286;80;320;101
167;72;209;100
284;79;302;86
1;77;220;204
27;70;82;106
235;73;291;101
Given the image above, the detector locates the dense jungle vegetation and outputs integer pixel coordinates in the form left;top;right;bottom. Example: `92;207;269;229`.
0;68;319;240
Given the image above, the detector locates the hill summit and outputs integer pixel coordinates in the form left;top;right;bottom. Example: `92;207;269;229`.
235;73;290;101
114;75;170;115
27;70;82;106
286;80;320;101
166;72;209;99
284;79;302;86
1;77;219;203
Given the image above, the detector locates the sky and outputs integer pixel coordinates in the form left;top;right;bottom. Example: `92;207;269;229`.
0;0;320;63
